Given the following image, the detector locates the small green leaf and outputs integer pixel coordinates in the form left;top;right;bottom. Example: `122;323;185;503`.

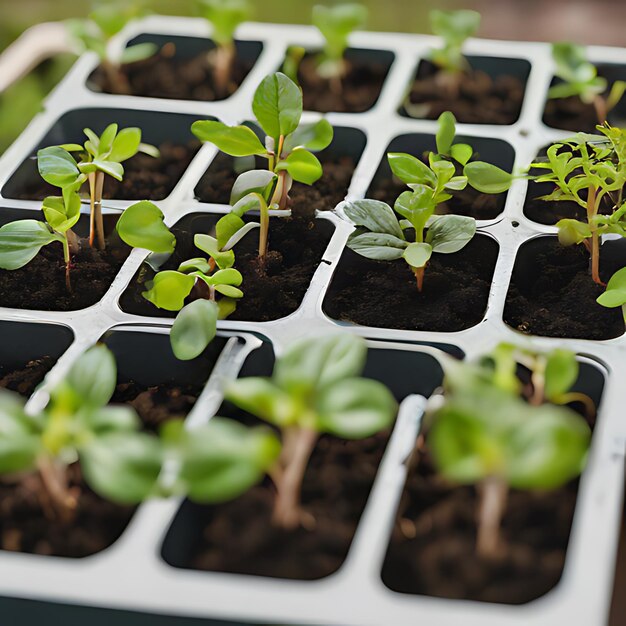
194;234;235;269
170;299;218;361
216;213;246;249
192;120;266;157
426;214;476;253
283;118;334;152
450;143;473;166
252;72;302;140
98;123;118;156
116;201;176;253
436;111;456;155
464;161;513;194
343;199;405;239
120;42;158;64
556;219;592;246
0;220;61;270
607;80;626;112
230;169;276;205
37;146;81;188
276;149;322;184
197;0;251;47
214;284;244;298
209;268;243;286
63;344;117;409
544;350;579;401
403;242;432;269
312;3;368;64
348;231;408;260
143;271;195;311
388;152;437;186
108;127;141;163
42;193;81;234
226;378;299;427
598;267;626;308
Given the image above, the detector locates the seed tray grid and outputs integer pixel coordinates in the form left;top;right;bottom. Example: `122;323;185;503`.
0;15;623;626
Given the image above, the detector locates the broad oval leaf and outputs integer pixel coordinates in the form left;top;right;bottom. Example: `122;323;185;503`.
116;201;176;253
191;120;266;157
388;152;437;186
283;118;334;152
403;242;432;269
143;270;195;311
342;199;404;238
276;149;322;184
426;214;476;253
0;220;61;270
170;299;218;361
216;213;246;249
252;72;302;140
108;127;141;163
37;146;81;188
464;161;513;194
436;111;457;155
544;349;579;401
230;169;276;205
194;234;235;269
348;231;407;260
556;218;592;246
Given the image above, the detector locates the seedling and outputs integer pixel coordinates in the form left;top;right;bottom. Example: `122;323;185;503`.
428;344;592;557
0;189;81;291
549;42;626;125
196;0;252;94
143;233;243;361
530;123;626;285
225;334;396;528
428;9;481;96
192;72;333;259
38;123;159;250
67;0;156;95
597;266;626;321
311;3;368;92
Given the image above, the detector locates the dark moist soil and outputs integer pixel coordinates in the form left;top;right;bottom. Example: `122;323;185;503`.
543;95;600;133
13;141;199;202
0;464;134;558
0;358;54;397
371;161;504;221
89;46;254;101
0;235;129;311
111;381;204;433
122;216;333;322
504;239;625;339
296;53;388;113
185;429;390;579
323;237;498;332
381;445;585;603
195;152;356;216
404;60;525;125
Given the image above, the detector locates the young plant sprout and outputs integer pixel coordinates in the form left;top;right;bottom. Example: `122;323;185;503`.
311;3;368;92
0;189;81;292
283;45;306;84
192;72;333;258
549;42;626;125
428;344;592;557
530;123;626;285
390;111;515;198
67;0;156;95
38;123;159;250
427;9;481;97
0;345;164;522
224;334;396;528
196;0;252;95
143;233;243;361
597;266;626;321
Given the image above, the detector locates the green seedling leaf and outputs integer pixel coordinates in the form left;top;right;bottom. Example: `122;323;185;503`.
63;344;117;409
343;199;405;238
464;161;513;194
197;0;251;47
426;214;476;253
120;42;158;64
0;220;62;270
108;127;142;163
226;378;299;427
91;159;124;181
556;218;593;246
42;193;81;234
216;213;246;249
275;149;323;184
194;234;235;269
230;169;276;205
252;72;302;140
403;242;432;269
143;270;195;311
170;299;218;361
388;152;437;186
37;146;81;188
283;118;334;152
116;201;176;253
348;231;408;260
312;3;368;66
192;120;266;157
598;267;626;308
436;111;457;155
450;143;473;166
544;349;579;401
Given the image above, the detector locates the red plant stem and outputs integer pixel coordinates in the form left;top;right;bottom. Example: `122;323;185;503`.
414;266;425;292
587;185;603;285
93;172;106;251
593;95;608;125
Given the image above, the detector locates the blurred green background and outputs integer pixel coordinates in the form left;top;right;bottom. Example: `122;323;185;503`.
0;0;623;153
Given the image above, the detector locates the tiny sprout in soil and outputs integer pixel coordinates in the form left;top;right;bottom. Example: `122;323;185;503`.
192;71;333;259
530;123;626;285
67;0;156;95
224;334;396;528
196;0;252;95
311;3;368;93
37;123;159;250
428;344;592;558
549;42;626;125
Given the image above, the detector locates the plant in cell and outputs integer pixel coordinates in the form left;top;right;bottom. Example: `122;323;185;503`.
549;42;626;125
427;343;592;557
282;45;306;84
597;266;626;321
37;123;159;250
192;72;333;257
224;334;396;528
67;0;156;95
529;123;626;285
196;0;252;95
311;3;368;92
427;9;481;97
142;232;243;361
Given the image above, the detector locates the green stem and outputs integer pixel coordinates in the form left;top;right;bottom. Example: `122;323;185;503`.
62;236;71;293
476;475;508;559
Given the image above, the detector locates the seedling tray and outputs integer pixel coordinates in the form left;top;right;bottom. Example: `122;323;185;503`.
0;15;624;626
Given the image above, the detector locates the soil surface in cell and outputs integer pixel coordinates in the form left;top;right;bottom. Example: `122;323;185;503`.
0;357;55;397
181;429;390;579
403;60;525;125
90;46;255;101
121;216;334;322
111;381;204;432
195;152;356;216
12;141;199;201
323;237;498;332
504;239;625;339
0;464;134;558
0;234;129;311
370;161;506;221
295;53;388;113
